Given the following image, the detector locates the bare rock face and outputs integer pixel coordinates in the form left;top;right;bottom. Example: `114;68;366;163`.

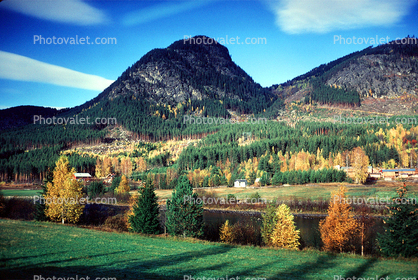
327;54;418;98
99;36;257;105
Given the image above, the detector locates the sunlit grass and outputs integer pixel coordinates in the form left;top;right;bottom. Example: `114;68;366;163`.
1;219;417;280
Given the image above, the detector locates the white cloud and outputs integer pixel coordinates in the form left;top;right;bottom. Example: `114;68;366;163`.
1;0;107;25
267;0;415;34
0;51;114;91
122;0;215;26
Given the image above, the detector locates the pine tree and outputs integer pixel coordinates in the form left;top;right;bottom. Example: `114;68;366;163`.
34;169;53;221
166;175;204;238
319;186;358;253
44;156;85;224
378;185;418;257
270;204;300;249
128;177;160;234
261;203;278;246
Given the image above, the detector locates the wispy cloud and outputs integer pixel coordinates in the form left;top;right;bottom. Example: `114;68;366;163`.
1;0;108;26
267;0;415;34
122;0;215;26
0;51;114;91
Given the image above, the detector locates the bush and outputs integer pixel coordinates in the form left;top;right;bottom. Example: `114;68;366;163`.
104;214;128;232
88;181;105;198
219;220;234;243
248;192;261;202
110;176;121;192
226;194;236;201
3;198;35;220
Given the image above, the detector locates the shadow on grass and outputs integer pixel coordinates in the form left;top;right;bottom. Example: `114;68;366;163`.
0;245;235;280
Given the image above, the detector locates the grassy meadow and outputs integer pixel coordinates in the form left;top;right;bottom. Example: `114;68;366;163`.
1;219;417;280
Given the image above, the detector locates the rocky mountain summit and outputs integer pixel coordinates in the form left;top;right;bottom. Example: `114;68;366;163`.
273;38;418;109
326;52;418;98
96;35;268;105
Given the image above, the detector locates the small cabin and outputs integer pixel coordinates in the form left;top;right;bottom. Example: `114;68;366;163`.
234;179;247;188
73;173;92;181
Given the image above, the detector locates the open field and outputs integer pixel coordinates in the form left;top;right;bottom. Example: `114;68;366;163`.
154;182;418;201
1;219;417;280
1;189;42;197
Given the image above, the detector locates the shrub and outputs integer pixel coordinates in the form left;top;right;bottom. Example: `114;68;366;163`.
248;192;261;203
219;220;234;243
104;214;128;232
88;181;105;198
226;194;236;202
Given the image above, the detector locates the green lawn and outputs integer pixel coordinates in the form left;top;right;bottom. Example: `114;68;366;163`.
1;189;41;197
1;219;417;280
155;183;418;202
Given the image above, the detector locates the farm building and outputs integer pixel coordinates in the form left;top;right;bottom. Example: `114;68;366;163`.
234;179;247;188
73;173;92;181
380;168;417;179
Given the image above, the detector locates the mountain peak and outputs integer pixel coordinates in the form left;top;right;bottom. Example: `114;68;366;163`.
95;35;269;107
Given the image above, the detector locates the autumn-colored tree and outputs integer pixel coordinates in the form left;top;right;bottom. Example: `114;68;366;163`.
116;175;130;194
320;186;358;253
270;204;300;249
400;149;409;168
135;157;147;172
120;157;133;177
353;147;369;184
95;158;102;178
44;156;85;224
103;156;112;175
219;220;235;243
112;157;120;174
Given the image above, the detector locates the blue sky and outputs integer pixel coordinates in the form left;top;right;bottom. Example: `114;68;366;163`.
0;0;417;109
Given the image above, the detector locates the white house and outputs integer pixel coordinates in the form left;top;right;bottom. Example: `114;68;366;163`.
234;179;247;188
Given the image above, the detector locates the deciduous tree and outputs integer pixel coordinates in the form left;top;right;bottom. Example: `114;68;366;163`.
270;204;300;249
319;186;358;253
44;156;85;224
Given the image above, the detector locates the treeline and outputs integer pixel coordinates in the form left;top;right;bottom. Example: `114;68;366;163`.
0;145;95;182
177;122;399;172
270;168;346;185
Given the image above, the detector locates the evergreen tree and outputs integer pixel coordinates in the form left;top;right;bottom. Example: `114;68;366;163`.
128;177;160;234
110;176;121;192
166;175;204;238
261;203;278;246
271;171;281;186
378;185;418;258
87;181;105;198
34;168;53;221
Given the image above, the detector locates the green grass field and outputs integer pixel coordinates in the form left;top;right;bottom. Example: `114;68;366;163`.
1;189;41;197
155;182;418;202
1;219;417;280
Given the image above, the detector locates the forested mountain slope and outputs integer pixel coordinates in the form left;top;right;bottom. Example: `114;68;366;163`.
272;37;418;108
